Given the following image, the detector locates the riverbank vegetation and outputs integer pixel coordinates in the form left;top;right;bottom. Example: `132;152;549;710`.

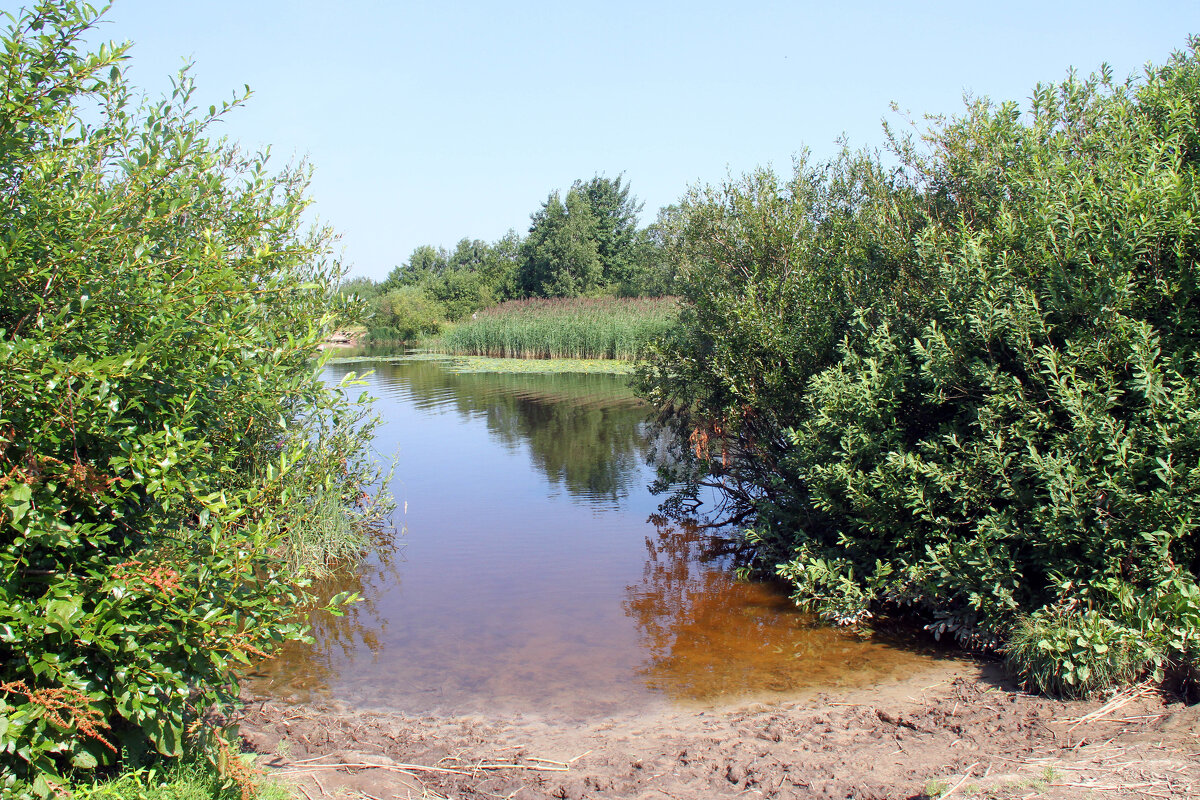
431;296;678;360
342;177;678;345
328;353;638;375
636;42;1200;697
0;3;386;796
63;749;289;800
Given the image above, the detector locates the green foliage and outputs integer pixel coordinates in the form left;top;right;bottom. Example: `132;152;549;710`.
0;2;386;792
573;174;656;293
519;189;604;297
518;175;665;298
372;285;444;340
348;175;668;326
1006;607;1150;697
433;296;678;360
638;41;1200;692
65;746;291;800
383;243;450;289
360;234;521;337
635;151;921;533
339;275;384;303
428;267;494;321
1007;574;1200;696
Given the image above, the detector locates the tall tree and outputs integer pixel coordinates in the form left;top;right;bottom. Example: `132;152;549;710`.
383;244;449;289
573;174;644;289
518;190;603;297
482;228;522;300
448;237;490;271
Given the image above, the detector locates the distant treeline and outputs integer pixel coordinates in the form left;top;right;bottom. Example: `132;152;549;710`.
342;175;677;342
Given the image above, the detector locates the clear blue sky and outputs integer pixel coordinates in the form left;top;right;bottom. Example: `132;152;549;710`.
80;1;1200;281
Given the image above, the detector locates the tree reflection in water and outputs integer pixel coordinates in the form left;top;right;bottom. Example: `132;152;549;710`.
625;519;944;702
245;543;402;702
246;358;948;712
371;359;651;506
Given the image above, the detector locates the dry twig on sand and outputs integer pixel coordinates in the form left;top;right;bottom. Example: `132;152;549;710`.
280;757;571;777
935;761;979;799
1062;682;1156;731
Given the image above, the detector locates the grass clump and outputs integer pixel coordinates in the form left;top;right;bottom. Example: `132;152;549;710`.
66;747;289;800
1006;607;1148;698
431;296;678;360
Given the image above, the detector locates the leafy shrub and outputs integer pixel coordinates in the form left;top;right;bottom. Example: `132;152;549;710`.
1006;607;1151;697
639;41;1200;691
0;3;386;793
1007;574;1200;696
371;286;444;341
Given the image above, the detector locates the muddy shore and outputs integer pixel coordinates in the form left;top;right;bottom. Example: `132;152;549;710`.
237;659;1200;799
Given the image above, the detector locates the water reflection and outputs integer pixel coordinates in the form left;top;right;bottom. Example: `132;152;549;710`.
247;547;402;699
248;358;947;716
336;359;650;507
625;521;945;703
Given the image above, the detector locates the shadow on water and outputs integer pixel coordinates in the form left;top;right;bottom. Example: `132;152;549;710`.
248;358;952;717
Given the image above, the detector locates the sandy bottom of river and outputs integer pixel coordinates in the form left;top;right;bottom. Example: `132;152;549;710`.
237;658;1200;799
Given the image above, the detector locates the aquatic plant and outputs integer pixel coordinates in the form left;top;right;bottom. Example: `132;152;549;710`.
431;296;678;360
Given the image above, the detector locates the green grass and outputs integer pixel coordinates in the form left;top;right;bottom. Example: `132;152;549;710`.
66;750;291;800
439;354;636;374
325;352;636;374
283;486;376;577
429;296;678;360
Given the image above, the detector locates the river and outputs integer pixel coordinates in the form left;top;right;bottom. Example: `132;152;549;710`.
246;356;944;719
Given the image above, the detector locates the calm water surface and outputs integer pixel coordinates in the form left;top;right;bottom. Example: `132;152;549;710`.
248;357;947;718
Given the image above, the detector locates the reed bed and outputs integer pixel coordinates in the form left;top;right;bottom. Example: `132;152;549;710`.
430;296;678;360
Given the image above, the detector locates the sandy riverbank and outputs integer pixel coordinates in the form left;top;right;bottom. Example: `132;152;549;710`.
236;658;1199;799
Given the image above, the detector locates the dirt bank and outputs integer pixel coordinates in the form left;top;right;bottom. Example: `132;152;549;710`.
238;659;1200;799
319;329;366;349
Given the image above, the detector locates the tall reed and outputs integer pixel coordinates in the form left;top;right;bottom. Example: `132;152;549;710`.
430;296;678;360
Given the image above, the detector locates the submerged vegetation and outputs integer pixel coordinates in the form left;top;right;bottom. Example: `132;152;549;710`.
637;42;1200;696
432;296;678;360
0;3;385;795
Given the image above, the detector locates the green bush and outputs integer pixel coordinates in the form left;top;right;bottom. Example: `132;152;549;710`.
638;41;1200;692
1006;574;1200;696
0;3;386;794
371;285;444;341
1006;607;1151;697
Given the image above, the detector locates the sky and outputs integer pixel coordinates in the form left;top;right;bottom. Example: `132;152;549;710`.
64;1;1200;281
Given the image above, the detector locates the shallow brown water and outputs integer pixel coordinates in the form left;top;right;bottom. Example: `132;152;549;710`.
246;357;949;718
